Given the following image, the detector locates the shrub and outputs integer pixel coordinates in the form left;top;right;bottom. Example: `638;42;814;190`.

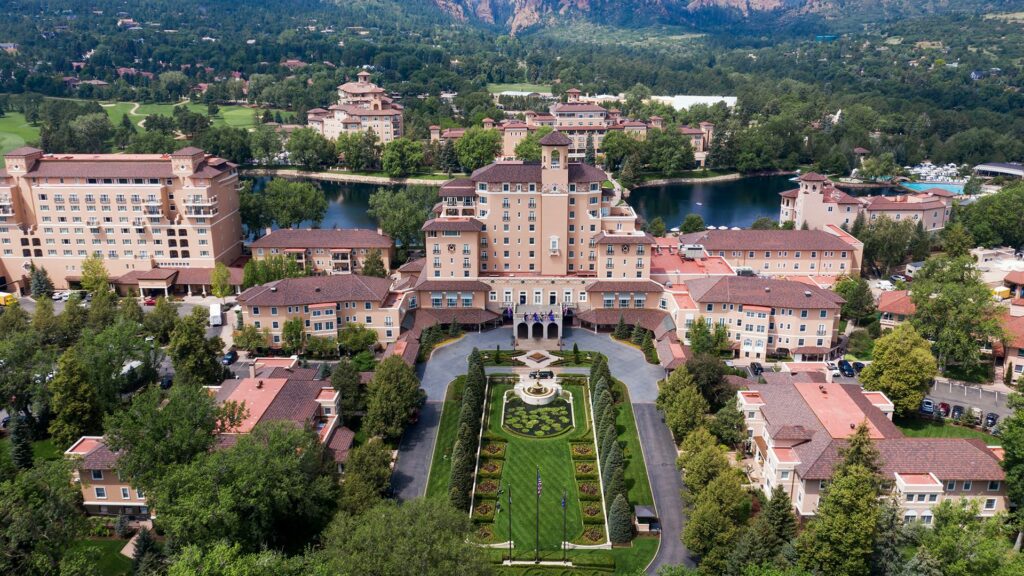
472;499;497;521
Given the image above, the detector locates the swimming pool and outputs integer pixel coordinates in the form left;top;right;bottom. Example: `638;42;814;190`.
901;182;964;194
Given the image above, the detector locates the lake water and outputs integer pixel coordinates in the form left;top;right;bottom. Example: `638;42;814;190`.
250;173;927;233
625;174;796;229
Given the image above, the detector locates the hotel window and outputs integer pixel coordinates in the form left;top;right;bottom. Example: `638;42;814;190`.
928;494;937;502
91;470;103;481
95;487;107;499
121;488;130;499
984;499;997;510
946;480;956;491
780;471;790;480
989;481;1001;491
963;481;972;491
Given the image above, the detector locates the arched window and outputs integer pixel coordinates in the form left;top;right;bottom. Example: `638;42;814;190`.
550;150;560;168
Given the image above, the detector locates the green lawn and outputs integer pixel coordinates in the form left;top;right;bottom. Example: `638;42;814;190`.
425;376;466;500
611;380;654;506
487;83;553;94
0;112;39;158
894;416;1001;445
0;436;64;461
69;539;131;576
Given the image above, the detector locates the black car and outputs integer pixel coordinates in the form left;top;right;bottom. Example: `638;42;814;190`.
221;350;239;365
852;361;865;374
529;370;554;380
985;412;999;429
837;360;855;378
951;405;965;420
750;362;764;376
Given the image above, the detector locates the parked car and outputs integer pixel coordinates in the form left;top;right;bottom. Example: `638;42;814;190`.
825;361;838;371
984;412;999;429
938;402;951;418
529;370;554;380
51;291;66;301
750;362;764;376
838;360;855;378
159;374;174;390
920;398;935;415
221;350;238;365
852;361;866;374
877;280;895;291
951;405;965;420
890;274;907;283
143;297;157;306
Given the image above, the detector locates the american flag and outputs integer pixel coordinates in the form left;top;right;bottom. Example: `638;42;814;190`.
536;467;543;496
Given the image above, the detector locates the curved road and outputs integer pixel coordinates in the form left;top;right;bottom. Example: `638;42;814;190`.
391;326;693;573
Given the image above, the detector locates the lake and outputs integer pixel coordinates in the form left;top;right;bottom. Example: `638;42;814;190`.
625;174;796;229
251;178;388;230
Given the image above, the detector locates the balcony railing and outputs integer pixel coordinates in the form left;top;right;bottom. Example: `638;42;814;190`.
183;195;217;206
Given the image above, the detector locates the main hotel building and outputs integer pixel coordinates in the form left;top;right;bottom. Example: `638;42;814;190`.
0;146;242;291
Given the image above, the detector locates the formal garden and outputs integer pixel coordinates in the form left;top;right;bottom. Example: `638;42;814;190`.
425;351;657;573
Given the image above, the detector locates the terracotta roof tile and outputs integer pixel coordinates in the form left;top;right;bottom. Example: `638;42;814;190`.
238;274;392;307
685;276;843;309
878;290;916;316
250;228;392;250
421;218;483;232
539;131;572;146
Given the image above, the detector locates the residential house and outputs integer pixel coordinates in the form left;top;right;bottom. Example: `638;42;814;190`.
878;290;916;330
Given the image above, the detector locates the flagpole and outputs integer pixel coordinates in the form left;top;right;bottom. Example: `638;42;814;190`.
562;487;567;563
507;483;513;564
535;465;540;564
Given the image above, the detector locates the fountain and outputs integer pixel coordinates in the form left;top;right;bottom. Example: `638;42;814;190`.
513;374;561;406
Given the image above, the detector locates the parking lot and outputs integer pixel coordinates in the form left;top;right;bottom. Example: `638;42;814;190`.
926;380;1012;420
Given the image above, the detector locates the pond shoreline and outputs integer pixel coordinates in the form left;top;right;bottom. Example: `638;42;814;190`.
632;169;795;188
240;167;447;187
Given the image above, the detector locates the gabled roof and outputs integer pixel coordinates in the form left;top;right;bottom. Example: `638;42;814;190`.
539;131;572;146
421;218;483;232
685;276;844;309
238;274;392;307
878;290;916;316
250;228;393;250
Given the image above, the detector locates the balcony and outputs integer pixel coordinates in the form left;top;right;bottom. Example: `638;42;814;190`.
184;208;217;218
144;198;162;206
183;195;217;206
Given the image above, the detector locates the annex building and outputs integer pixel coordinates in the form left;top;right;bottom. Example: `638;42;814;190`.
307;70;404;144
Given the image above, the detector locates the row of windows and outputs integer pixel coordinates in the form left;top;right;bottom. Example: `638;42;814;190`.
11;248;208;259
704;304;828;318
251;302;372;316
93;486;145;500
36;178;170;186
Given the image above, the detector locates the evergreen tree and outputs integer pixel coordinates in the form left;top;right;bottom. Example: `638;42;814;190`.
641;330;655;360
619;154;638;188
631;324;645;345
910;220;931;261
361;249;387;277
614;315;630;340
598;405;617;452
608;494;634;544
592;377;609;410
448;437;472;511
871;499;908;576
10;416;34;470
29;266;54;297
837;421;882;477
595;389;614;434
132;527;158;572
796;464;880;576
572;342;580;364
729;486;796;572
439;139;460;175
584;133;596;166
601;439;624;490
898;548;943;576
606;465;627;507
850;212;867;238
600;423;617;471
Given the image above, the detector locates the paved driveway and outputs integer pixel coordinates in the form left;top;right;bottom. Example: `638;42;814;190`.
392;325;692;572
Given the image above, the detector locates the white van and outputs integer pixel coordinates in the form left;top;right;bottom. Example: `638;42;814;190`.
877;280;895;292
209;303;223;327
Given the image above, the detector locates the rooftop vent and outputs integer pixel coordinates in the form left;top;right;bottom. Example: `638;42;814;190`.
804;290;812;297
270;286;277;292
257;380;264;389
764;286;771;293
315;287;321;292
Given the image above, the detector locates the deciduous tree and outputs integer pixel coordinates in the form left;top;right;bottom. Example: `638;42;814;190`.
859;324;937;416
834;276;875;324
210;262;232;300
360;249;387;277
381;137;425;178
680;213;706;234
263;178;328;228
331;358;365;418
285;127;336;170
339;438;392;515
455;127;501;171
364;356;422;440
80;254;109;294
168;308;225;387
47;346;103;449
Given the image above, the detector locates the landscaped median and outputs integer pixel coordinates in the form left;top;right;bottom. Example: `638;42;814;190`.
424;364;657;573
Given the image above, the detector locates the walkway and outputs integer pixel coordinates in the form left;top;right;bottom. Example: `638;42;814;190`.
390;326;692;573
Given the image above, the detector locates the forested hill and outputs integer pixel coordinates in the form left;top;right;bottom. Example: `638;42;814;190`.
428;0;1016;34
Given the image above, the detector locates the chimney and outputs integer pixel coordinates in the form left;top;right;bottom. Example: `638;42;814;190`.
248;362;256;379
257;380;264;389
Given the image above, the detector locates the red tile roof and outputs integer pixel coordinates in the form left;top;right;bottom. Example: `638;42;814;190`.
1004;271;1024;285
685;276;844;309
438;179;476;197
469;162;606;184
539;131;572;146
576;308;672;335
587;280;664;293
327;426;355;463
799;172;828;182
675;229;856;252
250;228;392;250
878;290;916;316
238;274;392;307
421;218;483;232
1002;312;1024;349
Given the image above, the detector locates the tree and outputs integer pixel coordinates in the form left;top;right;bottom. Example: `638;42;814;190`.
940;221;974;258
796;464;879;576
263;178;328;228
917;499;1019;576
614;314;630;340
608;494;634;544
619;154;639;188
367;185;436;250
172;106;210;139
103;384;245;494
286;127;336;170
381;138;425;178
195;126;252;164
709;404;745;448
686;353;734;411
364;356;422;440
250;124;283;165
143;297;179;344
281;317;306;355
28;266;53;298
750;217;780;230
646;128;694;174
338;323;378;355
871;499;908;576
909;220;931;262
681;213;706;234
602;130;643;171
573;343;581;364
127;130;178;154
584;133;597;165
859;324;937;416
339;438;392;515
657;368;709;441
319;499;490;576
454;127;501;171
631;323;645;345
837;421;882;477
688;317;716;355
361;249;387;277
168;308;225;387
167;542;307;576
682;471;749;573
602;440;624;492
47;347;103;449
117;297;144;326
0;461;86;575
132;528;159;574
958;182;1024;248
336;131;380;172
833;276;876;325
114;113;137;150
69;113;113;153
80;254;109;294
647;216;667;237
729;486;796;573
233;325;266;355
241;255;307;288
331;359;365;418
438;139;461;175
513;126;554;162
10;416;34;470
152;422;339;552
858;153;899;181
85;289;118;332
210;262;232;301
910;255;1003;368
998;393;1024;537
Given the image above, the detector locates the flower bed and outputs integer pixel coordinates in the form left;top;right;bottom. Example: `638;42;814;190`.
570;443;596;460
476;479;500;496
578;525;606;544
577;480;602;501
480;442;507;459
477;459;503;478
473;522;498;544
502;397;573;438
473;499;497;521
574;461;599;478
581;502;605;524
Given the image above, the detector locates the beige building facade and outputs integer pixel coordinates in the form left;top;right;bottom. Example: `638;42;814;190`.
739;374;1008;519
308;70;404;144
250;228;395;275
780;173;953;232
0;146;243;292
